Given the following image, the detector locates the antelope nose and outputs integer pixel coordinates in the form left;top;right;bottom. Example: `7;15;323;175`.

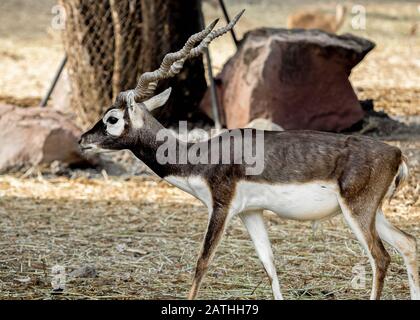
78;135;87;147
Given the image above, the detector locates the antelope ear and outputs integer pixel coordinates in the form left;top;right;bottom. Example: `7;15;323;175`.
142;88;172;112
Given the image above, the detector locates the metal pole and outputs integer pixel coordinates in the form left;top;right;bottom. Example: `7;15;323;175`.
39;55;68;107
199;7;222;130
218;0;239;48
204;49;221;130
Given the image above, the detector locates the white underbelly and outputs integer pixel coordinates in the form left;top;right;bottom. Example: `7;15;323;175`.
231;181;341;221
165;176;341;221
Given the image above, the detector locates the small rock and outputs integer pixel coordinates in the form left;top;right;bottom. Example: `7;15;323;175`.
245;118;284;131
51;264;66;291
116;243;127;253
69;266;97;278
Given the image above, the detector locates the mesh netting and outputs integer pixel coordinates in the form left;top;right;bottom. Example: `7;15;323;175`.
60;0;143;129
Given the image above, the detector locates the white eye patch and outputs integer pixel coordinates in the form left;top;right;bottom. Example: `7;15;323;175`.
103;109;125;136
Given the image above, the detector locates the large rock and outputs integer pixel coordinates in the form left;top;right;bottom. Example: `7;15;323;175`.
0;105;88;172
201;28;375;132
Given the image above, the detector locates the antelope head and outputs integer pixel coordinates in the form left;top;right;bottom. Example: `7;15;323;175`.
79;11;244;154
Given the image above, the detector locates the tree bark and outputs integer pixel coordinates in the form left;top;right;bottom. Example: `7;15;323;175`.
61;0;115;127
109;0;143;99
139;0;208;126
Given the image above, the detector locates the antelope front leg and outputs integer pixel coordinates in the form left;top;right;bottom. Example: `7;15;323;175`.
240;210;283;300
188;207;229;300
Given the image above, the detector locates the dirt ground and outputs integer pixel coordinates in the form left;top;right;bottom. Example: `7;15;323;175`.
0;140;419;300
0;0;419;299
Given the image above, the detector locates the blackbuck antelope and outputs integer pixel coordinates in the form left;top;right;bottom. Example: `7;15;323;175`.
79;11;419;300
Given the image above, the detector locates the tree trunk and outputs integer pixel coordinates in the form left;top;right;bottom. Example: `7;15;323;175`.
61;0;115;127
139;0;208;126
109;0;143;100
61;0;208;129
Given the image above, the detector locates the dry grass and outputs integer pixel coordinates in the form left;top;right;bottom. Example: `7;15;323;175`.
0;140;418;300
0;0;419;300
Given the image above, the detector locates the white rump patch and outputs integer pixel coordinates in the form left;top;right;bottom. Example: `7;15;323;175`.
103;109;125;136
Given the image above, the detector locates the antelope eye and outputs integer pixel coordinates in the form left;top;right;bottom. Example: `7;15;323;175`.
107;116;119;125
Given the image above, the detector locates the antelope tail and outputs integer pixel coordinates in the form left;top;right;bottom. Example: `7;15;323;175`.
388;155;409;202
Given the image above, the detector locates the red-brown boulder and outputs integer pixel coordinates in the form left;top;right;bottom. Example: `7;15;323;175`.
201;28;374;132
0;104;88;172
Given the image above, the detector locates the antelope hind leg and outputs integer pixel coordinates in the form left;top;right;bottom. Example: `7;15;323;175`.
376;209;420;300
338;198;391;300
240;210;283;299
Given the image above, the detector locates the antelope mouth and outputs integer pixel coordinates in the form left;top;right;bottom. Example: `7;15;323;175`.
80;144;115;155
79;144;100;153
80;145;95;152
